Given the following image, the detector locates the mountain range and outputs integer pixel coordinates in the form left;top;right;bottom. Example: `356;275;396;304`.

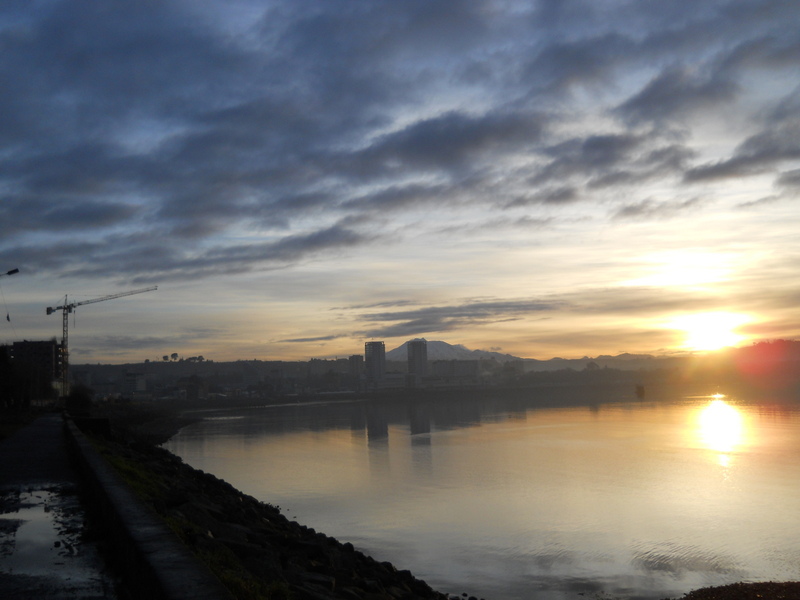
385;340;681;372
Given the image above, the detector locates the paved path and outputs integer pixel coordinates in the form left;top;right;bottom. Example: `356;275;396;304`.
0;413;119;599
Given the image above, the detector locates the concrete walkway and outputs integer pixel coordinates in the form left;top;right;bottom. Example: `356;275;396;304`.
0;413;119;599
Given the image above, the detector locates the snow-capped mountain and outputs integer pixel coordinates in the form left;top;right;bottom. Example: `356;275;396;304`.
385;340;521;363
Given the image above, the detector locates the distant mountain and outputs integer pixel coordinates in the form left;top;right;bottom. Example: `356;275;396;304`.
386;340;522;363
385;340;686;372
522;353;679;372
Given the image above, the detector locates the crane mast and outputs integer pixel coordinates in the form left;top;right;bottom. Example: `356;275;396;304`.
47;286;157;397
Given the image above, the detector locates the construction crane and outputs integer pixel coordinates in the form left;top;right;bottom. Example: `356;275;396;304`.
47;286;157;397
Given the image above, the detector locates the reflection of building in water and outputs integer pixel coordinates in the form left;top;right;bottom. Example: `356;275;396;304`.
408;402;431;436
366;409;389;443
407;338;428;388
365;341;386;388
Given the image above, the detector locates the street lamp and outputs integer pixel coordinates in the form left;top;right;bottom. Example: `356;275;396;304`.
1;268;18;322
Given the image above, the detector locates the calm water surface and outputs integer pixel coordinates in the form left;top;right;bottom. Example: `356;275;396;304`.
164;390;800;599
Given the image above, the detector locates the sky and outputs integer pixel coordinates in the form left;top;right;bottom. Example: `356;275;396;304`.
1;0;799;364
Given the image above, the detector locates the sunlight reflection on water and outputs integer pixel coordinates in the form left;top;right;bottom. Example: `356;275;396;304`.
696;398;746;466
166;390;800;600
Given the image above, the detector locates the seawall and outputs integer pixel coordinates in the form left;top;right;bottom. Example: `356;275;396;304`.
64;416;235;600
64;412;456;600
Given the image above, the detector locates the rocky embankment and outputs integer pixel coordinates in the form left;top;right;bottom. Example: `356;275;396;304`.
89;405;462;600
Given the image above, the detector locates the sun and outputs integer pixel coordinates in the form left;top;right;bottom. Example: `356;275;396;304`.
669;312;750;351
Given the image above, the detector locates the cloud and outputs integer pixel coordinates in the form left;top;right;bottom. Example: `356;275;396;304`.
352;110;546;175
529;132;693;192
434;214;554;237
522;33;636;95
280;334;346;344
0;220;376;285
612;197;704;220
736;195;782;209
507;186;580;208
0;197;139;239
566;285;722;316
684;124;800;182
0;1;246;150
357;298;562;339
71;335;180;357
1;1;799;362
719;35;800;73
530;133;643;187
615;67;738;125
345;182;453;212
776;168;800;189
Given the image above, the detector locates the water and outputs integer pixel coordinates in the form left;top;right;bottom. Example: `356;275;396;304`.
0;486;119;598
164;389;800;599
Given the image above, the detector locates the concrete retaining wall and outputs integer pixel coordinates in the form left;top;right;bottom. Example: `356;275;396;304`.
64;417;234;600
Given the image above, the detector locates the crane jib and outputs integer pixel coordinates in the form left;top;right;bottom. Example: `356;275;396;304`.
45;285;158;397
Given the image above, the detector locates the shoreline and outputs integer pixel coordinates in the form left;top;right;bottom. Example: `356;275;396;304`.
91;402;798;600
89;404;461;600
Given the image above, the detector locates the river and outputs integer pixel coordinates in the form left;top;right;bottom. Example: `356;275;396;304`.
163;387;800;599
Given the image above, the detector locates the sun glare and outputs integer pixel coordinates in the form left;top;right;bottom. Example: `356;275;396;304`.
669;312;750;351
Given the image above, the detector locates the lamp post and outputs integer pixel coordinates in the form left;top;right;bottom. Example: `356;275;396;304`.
1;268;18;322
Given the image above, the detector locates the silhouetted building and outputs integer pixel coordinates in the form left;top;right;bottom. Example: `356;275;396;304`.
7;340;61;404
11;340;61;383
348;354;364;390
123;371;149;399
178;375;208;403
365;341;386;386
407;338;428;387
348;354;363;377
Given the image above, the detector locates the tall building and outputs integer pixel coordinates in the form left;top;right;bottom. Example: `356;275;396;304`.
11;340;61;383
8;340;61;403
364;341;386;385
407;338;428;375
348;354;364;391
407;338;428;387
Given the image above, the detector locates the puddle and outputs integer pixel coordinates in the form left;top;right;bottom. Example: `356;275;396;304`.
0;486;118;598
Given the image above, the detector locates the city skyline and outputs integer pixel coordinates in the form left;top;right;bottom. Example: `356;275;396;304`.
1;2;799;364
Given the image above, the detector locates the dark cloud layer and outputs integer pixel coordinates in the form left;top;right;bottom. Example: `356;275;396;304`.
685;124;800;182
358;298;564;339
1;1;798;330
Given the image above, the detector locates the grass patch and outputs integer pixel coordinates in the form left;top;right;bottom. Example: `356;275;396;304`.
97;448;168;504
195;544;291;600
